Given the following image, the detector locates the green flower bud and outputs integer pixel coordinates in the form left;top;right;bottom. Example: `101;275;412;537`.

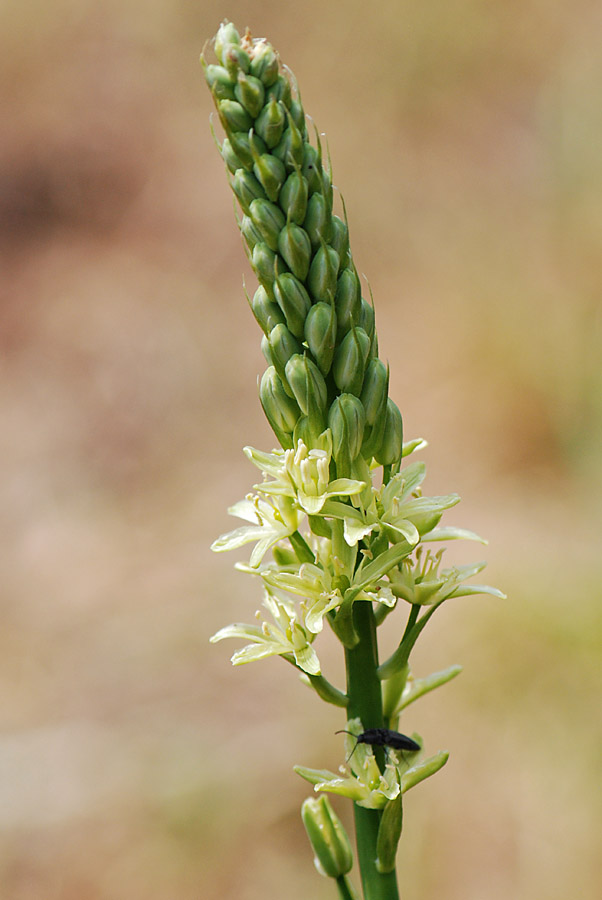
301;143;323;194
284;354;328;417
249;41;279;86
304;191;332;249
259;366;299;448
273;272;311;339
360;358;389;426
261;334;273;365
249;198;286;251
288;98;306;132
254;97;286;148
335;266;361;337
218;98;253;133
251;285;285;334
358;296;375;339
214;22;240;65
231;169;266;214
252;151;286;203
330;215;349;267
266;74;292;108
222;44;251;79
278;222;312;281
240;214;263;249
376;794;403;875
272;119;305;170
203;64;236;101
332;327;371;396
234;71;265;118
308;242;339;302
221;137;244;173
278;171;308;224
268;324;304;391
228;130;266;168
329;393;366;471
301;796;353;879
252;242;285;289
304;301;336;375
375;398;403;467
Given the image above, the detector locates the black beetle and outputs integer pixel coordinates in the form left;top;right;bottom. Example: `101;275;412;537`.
336;727;421;761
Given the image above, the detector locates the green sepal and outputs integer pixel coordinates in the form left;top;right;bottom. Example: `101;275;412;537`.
249;198;285;250
331;590;360;648
400;751;449;794
396;665;463;713
335;267;361;338
301;796;353;879
234;71;265;118
278;170;309;224
273;272;312;339
305;300;337;375
259;366;300;446
308;241;340;302
332;327;371;396
308;514;332;538
218;98;253;133
376;792;403;874
304;191;332;248
278;222;312;281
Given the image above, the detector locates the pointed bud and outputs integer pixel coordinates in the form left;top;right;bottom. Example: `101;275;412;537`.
231;169;266;214
273;273;311;339
301;144;323;194
278;222;312;281
203;64;236;101
301;796;353;879
249;198;285;251
252;242;285;290
218;99;253;133
268;324;304;391
221;137;244;173
284;354;328;417
226;131;266;168
328;393;366;473
335;266;361;337
332;327;371;396
305;301;336;375
222;44;251;79
254;97;286;148
272;118;305;170
360;359;389;426
375;398;403;468
278;171;308;224
249;41;279;86
266;74;292;108
251;286;285;334
259;367;299;448
308;242;340;302
330;215;349;267
304;191;332;249
376;794;403;874
234;71;265;118
288;98;306;132
214;22;241;66
358;296;375;339
252;150;286;202
240;214;263;249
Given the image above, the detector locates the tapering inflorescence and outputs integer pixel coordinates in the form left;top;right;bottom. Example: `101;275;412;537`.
203;22;401;480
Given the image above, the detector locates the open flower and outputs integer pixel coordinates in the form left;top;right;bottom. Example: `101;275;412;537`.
211;493;302;567
389;547;506;606
210;588;320;675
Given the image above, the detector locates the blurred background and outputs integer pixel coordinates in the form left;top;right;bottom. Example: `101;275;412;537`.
1;1;601;898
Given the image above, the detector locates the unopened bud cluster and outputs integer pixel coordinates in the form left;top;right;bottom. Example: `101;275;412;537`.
203;22;403;474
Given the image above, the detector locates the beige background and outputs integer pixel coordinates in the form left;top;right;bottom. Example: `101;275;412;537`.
2;1;601;898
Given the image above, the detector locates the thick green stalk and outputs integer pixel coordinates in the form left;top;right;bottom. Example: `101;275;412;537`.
345;602;400;900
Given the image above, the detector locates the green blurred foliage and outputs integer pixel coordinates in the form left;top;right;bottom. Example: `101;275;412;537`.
0;1;600;898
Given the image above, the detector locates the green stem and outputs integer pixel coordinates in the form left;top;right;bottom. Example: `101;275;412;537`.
345;602;400;900
336;874;359;900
